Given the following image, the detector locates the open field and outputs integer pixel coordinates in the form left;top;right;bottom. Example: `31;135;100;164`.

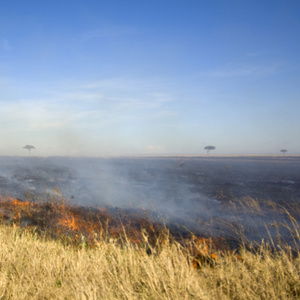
0;221;299;299
0;156;299;298
0;155;299;244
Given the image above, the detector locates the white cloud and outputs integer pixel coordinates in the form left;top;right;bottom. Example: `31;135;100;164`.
58;77;174;114
61;92;103;102
0;75;176;133
0;74;181;155
76;77;166;92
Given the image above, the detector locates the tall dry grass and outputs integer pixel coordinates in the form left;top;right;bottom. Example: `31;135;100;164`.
0;223;299;299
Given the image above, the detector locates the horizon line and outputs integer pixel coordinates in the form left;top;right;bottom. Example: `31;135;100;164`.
0;154;299;159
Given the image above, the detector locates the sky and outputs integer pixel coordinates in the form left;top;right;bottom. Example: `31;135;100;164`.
0;0;299;156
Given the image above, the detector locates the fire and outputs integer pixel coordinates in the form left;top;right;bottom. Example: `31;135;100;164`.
0;195;166;247
186;236;218;268
58;214;78;231
0;194;234;264
12;199;33;207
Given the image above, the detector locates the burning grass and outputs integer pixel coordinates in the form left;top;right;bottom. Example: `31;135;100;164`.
0;193;300;299
0;193;232;252
0;194;168;249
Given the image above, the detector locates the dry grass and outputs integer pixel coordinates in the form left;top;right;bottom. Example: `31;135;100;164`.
0;224;299;299
0;194;299;299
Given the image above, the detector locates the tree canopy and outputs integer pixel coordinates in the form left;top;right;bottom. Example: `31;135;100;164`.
280;149;287;155
204;145;216;154
23;145;35;152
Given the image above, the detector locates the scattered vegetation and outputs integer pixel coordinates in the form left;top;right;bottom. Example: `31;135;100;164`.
280;149;288;155
204;145;216;155
0;192;299;299
22;145;35;155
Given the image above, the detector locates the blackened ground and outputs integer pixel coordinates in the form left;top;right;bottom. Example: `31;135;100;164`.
0;156;299;246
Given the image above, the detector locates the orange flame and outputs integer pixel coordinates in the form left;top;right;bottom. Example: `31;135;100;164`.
12;199;33;207
58;214;78;231
0;195;233;256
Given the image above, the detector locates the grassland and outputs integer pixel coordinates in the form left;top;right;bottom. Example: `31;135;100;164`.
0;212;299;299
0;156;299;298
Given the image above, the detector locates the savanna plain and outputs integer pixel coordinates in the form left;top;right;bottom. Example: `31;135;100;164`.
0;156;299;299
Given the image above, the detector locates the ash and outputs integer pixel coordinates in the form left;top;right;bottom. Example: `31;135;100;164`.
0;155;299;246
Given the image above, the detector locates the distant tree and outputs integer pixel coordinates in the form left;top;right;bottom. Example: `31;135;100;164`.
204;145;216;155
23;145;35;155
280;149;287;155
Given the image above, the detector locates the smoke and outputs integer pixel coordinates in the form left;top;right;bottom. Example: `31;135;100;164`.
0;156;299;245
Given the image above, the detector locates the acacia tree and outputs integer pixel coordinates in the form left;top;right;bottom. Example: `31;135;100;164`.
23;145;35;155
204;145;216;155
280;149;288;155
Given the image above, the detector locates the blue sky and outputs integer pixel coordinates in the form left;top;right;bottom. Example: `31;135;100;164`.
0;0;299;156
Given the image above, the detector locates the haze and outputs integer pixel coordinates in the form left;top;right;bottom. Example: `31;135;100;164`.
1;1;299;156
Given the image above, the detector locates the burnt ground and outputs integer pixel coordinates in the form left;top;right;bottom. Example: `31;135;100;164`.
0;155;299;247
